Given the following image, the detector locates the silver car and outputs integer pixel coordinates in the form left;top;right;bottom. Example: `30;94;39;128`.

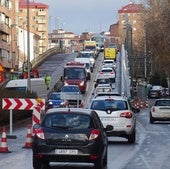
89;95;139;143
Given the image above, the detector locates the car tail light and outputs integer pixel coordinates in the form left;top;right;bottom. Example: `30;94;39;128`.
152;107;155;112
35;128;45;140
120;112;132;118
89;129;100;140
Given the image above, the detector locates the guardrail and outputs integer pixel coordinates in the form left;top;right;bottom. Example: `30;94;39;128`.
31;47;65;68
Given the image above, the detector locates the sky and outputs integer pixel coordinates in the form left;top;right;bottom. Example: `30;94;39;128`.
34;0;138;35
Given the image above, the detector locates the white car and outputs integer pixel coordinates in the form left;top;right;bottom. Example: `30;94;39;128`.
150;98;170;123
89;95;139;143
99;67;116;82
102;59;116;69
92;84;112;97
77;51;95;70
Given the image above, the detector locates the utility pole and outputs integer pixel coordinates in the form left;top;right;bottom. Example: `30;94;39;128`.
27;0;31;92
123;14;133;98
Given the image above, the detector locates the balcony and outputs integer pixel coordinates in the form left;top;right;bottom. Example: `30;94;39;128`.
37;11;46;16
36;19;46;24
0;40;10;51
0;23;10;34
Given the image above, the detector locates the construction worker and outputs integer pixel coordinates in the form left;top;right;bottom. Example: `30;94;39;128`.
45;74;51;90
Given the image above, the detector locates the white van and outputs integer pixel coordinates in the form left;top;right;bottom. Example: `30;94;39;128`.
5;78;48;99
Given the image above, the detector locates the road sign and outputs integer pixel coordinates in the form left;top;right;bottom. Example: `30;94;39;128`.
2;98;45;110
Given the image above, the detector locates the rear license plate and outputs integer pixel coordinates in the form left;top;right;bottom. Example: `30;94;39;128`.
55;149;78;155
100;117;116;122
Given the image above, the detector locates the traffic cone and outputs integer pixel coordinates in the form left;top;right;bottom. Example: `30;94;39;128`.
23;125;32;149
0;127;10;153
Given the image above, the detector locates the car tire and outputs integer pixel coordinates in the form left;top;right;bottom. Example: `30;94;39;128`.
33;156;50;169
150;112;154;124
128;129;136;144
94;156;103;169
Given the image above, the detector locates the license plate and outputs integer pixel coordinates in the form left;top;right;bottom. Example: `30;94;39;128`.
55;149;78;155
100;117;116;122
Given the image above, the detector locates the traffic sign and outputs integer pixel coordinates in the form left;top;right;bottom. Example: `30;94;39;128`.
2;98;45;110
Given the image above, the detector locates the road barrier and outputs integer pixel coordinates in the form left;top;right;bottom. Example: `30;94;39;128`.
0;128;10;153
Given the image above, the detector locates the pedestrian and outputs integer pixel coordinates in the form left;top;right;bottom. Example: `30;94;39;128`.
45;74;51;90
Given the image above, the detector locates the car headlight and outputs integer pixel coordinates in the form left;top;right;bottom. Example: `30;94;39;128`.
80;81;84;86
48;101;53;105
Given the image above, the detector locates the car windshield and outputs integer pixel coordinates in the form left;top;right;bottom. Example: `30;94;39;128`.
64;67;86;80
49;93;61;100
155;100;170;106
90;100;128;111
61;86;80;93
43;113;93;129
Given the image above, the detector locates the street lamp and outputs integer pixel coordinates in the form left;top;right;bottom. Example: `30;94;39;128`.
27;0;31;92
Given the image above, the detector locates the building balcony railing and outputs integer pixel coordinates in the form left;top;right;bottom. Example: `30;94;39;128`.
0;23;10;35
36;19;46;24
0;40;10;51
37;11;46;16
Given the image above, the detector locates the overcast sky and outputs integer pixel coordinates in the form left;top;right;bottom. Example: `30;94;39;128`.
35;0;138;35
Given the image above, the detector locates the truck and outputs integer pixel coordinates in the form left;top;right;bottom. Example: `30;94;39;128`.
104;47;117;61
61;61;88;94
83;40;97;57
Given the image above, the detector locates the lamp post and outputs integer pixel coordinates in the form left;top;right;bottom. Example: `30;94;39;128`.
27;0;31;92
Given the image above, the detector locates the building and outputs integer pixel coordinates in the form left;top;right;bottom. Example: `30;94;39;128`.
49;29;80;53
0;0;18;70
109;22;119;45
18;0;49;55
118;2;143;49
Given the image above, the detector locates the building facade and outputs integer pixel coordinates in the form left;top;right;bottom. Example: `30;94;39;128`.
18;0;49;55
0;0;18;70
118;3;143;49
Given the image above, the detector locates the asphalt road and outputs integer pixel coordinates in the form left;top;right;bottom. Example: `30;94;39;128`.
0;52;170;169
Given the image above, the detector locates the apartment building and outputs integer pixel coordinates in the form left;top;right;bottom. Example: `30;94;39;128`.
49;29;80;53
18;0;49;55
0;0;18;70
118;3;143;50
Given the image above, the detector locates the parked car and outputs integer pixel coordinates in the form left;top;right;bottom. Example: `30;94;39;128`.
46;92;64;109
148;85;163;98
150;98;170;123
32;108;110;169
89;95;139;143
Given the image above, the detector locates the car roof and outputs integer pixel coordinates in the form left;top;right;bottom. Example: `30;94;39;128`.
46;108;94;116
94;92;121;98
80;51;94;54
91;95;127;101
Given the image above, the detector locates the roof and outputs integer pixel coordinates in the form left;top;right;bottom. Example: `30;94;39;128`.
118;3;142;13
19;0;49;9
46;108;93;115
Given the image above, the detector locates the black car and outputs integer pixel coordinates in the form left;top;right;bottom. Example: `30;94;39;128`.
32;108;110;169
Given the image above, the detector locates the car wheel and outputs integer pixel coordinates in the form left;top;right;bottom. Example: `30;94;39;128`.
33;156;50;169
150;112;154;124
128;129;136;144
94;157;103;169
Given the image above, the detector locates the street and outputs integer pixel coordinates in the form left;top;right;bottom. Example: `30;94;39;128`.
0;52;169;169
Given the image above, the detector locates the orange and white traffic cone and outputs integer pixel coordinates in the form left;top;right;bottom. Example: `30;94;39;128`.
23;125;32;149
0;127;10;153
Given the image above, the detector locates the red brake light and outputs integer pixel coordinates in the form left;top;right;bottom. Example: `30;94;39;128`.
152;107;155;112
35;128;45;140
89;129;100;140
120;112;132;118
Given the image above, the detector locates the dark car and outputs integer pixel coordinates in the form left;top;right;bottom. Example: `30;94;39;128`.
32;108;110;169
46;92;64;109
